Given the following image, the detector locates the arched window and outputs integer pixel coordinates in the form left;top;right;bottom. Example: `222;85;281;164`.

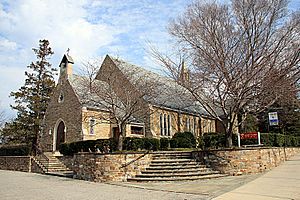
164;114;167;136
167;115;171;136
160;114;163;135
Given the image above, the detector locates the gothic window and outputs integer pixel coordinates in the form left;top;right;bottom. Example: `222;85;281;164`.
89;118;96;135
167;115;171;136
160;114;163;135
164;114;167;136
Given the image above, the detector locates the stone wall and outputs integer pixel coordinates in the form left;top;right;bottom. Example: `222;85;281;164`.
73;152;152;182
0;156;31;172
192;147;300;175
57;155;74;170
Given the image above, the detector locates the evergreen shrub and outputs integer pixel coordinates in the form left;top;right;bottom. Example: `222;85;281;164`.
170;132;196;148
0;144;31;156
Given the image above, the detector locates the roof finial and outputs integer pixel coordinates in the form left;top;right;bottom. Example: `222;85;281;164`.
66;48;70;55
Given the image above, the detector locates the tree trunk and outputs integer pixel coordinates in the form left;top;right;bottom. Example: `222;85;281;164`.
117;123;127;151
226;131;233;147
118;134;123;151
226;120;233;147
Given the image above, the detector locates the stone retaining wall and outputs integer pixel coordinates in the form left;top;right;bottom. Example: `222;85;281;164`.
73;152;152;182
58;155;74;170
192;147;300;175
0;156;31;172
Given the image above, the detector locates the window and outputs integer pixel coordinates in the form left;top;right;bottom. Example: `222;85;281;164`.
164;114;167;136
58;91;64;103
160;114;163;135
167;115;171;136
193;117;197;135
89;118;96;135
131;126;143;135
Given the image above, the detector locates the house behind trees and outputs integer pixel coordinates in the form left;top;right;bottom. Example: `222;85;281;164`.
40;54;221;152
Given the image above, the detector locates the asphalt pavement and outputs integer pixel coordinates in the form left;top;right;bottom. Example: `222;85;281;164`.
1;153;299;200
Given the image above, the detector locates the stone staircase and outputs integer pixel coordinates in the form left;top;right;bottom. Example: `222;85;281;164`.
127;151;227;182
34;152;73;178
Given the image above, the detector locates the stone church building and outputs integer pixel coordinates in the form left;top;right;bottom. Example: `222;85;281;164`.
40;54;218;152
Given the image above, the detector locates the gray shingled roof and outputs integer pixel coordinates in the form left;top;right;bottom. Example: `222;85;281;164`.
109;56;208;115
69;74;109;110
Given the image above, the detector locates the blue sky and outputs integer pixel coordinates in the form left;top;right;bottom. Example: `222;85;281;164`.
0;0;299;119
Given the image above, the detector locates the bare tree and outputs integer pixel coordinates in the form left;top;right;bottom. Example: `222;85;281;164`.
151;0;300;147
80;57;162;150
0;102;6;128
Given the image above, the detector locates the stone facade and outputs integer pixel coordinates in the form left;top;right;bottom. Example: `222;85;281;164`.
73;152;152;182
81;109;112;140
150;106;205;138
41;78;83;152
192;147;300;175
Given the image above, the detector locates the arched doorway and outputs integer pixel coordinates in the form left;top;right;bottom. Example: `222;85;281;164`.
56;121;65;150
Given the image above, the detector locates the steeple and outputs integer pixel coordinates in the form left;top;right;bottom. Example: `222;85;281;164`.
179;59;190;84
59;50;74;80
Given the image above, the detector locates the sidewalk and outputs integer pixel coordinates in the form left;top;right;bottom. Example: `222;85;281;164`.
213;153;300;200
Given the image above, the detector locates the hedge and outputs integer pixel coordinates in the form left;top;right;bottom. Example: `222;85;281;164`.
123;137;159;151
200;132;300;149
0;144;31;156
260;133;300;147
170;132;196;148
58;138;117;156
160;138;170;150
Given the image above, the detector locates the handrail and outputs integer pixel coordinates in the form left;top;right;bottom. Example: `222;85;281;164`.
120;150;150;169
120;143;154;169
33;144;49;172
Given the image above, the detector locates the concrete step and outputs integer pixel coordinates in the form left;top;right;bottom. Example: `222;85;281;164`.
149;162;201;167
152;156;192;160
151;159;195;163
46;171;74;178
136;171;219;178
152;152;192;157
142;168;210;174
147;164;206;170
127;174;228;182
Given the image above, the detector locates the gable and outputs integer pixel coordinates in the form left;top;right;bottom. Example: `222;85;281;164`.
97;55;208;116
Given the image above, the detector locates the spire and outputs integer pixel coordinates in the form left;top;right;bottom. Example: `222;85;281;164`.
179;59;190;84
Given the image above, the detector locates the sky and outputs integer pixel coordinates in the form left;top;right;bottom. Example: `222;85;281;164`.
0;0;300;119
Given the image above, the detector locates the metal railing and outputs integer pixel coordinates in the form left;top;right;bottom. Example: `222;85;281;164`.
33;144;49;172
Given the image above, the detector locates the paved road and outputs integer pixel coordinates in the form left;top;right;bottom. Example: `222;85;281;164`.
0;170;203;200
213;153;300;200
1;153;300;200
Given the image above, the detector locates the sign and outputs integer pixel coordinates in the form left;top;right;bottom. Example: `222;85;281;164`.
237;132;261;147
268;112;279;126
240;132;258;140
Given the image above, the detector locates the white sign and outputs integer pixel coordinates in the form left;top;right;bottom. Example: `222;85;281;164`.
268;112;279;126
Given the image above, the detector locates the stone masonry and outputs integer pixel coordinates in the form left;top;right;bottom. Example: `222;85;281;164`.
73;152;152;182
192;147;300;175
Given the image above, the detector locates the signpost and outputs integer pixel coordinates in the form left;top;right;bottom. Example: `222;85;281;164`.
268;112;279;126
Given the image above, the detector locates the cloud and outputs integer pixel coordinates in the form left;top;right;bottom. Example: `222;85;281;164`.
0;0;191;118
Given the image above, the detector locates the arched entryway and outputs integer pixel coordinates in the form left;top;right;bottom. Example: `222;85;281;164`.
55;121;66;150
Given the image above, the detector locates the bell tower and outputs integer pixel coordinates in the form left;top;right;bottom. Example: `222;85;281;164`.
59;51;74;80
